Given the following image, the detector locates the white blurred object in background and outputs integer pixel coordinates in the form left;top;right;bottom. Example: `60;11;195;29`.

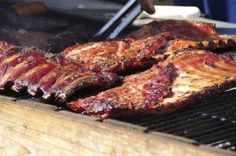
141;5;201;19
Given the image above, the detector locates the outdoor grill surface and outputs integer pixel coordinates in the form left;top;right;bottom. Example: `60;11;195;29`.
114;44;236;153
1;2;236;153
118;88;236;152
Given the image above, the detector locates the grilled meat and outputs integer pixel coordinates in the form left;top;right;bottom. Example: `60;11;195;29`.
161;37;236;52
129;20;236;55
1;19;236;118
0;41;10;50
62;20;236;74
62;33;169;72
0;42;121;102
67;50;236;118
128;20;220;40
154;37;236;59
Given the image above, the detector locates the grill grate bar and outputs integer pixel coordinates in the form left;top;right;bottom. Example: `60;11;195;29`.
131;96;225;124
195;126;236;144
146;100;236;131
170;120;235;137
210;137;236;147
118;90;236;152
184;121;236;138
133;93;235;127
152;115;212;133
212;137;236;150
229;146;236;151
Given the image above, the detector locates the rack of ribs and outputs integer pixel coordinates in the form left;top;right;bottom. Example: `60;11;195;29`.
0;42;121;102
128;20;220;40
67;49;236;118
62;33;169;72
1;20;236;119
128;20;236;54
62;20;236;73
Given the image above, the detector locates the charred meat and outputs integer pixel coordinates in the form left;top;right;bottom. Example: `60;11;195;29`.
128;20;220;40
0;42;121;102
62;33;169;72
63;20;236;74
154;36;236;59
1;19;236;119
67;50;236;118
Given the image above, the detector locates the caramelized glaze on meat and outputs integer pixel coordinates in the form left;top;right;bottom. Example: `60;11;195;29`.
62;20;236;74
67;50;236;118
128;20;219;40
0;42;121;101
62;33;169;72
161;50;236;106
0;41;10;51
154;37;236;60
1;20;236;119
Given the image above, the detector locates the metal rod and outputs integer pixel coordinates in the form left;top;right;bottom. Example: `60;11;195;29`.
93;0;141;40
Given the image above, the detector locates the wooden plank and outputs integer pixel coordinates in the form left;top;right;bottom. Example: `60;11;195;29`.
0;95;235;156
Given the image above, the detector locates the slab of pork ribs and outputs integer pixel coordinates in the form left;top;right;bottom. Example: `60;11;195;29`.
129;20;236;54
62;20;236;73
1;20;236;118
0;41;120;102
62;33;169;72
2;20;220;103
67;49;236;118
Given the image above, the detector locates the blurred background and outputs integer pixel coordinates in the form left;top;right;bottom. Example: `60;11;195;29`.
154;0;236;23
0;0;235;53
4;0;235;23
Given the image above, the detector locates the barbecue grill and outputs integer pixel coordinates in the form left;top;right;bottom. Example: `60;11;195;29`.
119;89;236;152
0;1;236;156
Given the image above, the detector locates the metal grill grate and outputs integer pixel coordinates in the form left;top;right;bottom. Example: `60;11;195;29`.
119;89;236;152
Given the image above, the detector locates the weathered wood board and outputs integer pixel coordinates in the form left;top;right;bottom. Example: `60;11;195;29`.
0;95;235;156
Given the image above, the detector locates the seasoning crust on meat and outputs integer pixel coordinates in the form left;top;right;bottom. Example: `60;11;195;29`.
67;50;236;118
128;20;220;40
0;42;121;102
1;20;236;119
62;33;169;72
62;20;236;73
